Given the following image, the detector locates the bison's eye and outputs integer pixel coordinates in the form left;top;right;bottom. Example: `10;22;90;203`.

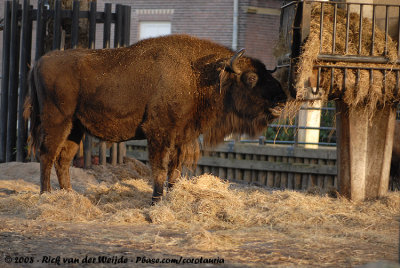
241;72;258;88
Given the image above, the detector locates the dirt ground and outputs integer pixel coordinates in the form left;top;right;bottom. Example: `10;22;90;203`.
0;159;399;267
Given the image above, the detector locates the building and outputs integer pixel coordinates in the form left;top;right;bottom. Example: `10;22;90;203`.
0;0;284;71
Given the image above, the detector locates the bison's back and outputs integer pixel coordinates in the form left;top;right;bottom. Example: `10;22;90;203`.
34;34;233;142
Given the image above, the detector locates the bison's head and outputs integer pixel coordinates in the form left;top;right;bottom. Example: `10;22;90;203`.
222;49;287;122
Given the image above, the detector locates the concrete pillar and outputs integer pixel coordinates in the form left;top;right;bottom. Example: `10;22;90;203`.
335;100;395;201
297;69;322;149
297;100;321;149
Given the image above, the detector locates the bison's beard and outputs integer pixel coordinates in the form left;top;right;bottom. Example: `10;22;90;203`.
203;111;271;147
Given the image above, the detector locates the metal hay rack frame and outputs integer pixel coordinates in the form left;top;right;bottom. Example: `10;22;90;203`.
278;0;400;98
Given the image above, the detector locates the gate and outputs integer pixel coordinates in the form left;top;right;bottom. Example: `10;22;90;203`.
0;0;131;167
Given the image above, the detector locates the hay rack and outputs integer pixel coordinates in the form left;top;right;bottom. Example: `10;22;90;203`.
277;0;400;201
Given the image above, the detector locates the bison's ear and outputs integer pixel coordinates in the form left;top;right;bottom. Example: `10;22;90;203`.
227;48;246;74
241;72;258;88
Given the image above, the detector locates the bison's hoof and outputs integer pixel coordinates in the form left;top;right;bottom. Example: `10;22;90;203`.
40;189;52;194
151;196;162;205
167;182;175;190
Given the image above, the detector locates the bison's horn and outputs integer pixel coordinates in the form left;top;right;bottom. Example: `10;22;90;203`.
229;48;246;74
268;66;278;73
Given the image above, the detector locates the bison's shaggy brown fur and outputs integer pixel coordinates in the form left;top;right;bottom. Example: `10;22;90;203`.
25;34;286;202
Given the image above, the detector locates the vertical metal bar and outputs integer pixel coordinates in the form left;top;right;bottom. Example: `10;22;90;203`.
16;0;31;162
345;3;350;54
103;3;112;49
330;67;335;95
358;4;363;55
332;3;337;53
35;0;45;60
0;1;12;163
396;70;399;99
319;2;324;53
383;69;387;96
71;0;80;49
114;4;123;48
343;68;347;92
369;69;373;95
316;67;321;95
356;69;360;88
52;0;62;50
6;0;21;162
384;5;389;57
371;5;376;56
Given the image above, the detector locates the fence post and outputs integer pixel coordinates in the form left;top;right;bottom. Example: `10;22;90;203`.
0;1;12;163
52;0;62;50
83;1;97;169
336;100;395;201
98;3;112;165
115;4;125;165
6;0;21;162
16;0;32;162
35;0;45;60
122;5;131;46
71;0;80;49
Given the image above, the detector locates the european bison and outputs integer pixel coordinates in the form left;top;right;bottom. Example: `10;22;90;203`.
25;34;287;203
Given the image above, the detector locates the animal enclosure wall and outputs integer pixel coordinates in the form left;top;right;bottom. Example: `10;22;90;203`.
126;140;338;191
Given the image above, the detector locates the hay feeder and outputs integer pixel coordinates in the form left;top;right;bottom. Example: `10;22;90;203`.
277;0;400;201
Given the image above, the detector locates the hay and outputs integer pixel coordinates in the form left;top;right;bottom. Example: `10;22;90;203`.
150;174;399;232
0;162;399;265
294;3;400;118
0;191;102;221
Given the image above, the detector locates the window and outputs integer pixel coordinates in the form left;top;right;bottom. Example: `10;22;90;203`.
139;21;171;40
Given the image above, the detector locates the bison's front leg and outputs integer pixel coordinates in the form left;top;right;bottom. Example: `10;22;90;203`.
167;147;183;190
167;140;200;189
148;141;173;204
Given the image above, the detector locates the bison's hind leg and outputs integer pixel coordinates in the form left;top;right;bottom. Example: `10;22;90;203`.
54;121;84;190
39;121;73;193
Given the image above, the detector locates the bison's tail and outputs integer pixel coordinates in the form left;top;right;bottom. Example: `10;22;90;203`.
23;63;41;157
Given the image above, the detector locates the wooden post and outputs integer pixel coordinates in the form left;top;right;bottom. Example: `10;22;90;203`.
111;143;117;166
83;135;92;169
336;100;395;201
0;1;12;163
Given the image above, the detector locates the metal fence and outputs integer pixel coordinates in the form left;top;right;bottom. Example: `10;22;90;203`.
233;104;337;147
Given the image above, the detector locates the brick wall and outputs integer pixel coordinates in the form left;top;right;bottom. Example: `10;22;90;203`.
240;0;283;69
0;0;284;73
